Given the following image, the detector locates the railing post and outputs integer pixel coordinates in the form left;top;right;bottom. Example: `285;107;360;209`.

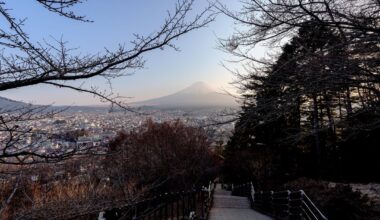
200;189;205;218
192;190;196;213
187;191;192;216
135;203;139;219
164;193;168;219
159;206;163;220
170;192;174;219
153;206;157;220
269;190;274;215
250;182;255;204
208;181;212;199
159;195;163;220
286;190;291;218
176;192;180;219
182;191;186;219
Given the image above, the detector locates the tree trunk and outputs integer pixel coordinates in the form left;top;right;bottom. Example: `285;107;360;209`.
312;95;321;177
345;87;353;116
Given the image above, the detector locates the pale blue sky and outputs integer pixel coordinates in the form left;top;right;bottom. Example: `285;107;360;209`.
2;0;246;105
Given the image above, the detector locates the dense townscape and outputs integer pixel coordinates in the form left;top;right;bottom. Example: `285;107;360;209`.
0;107;236;156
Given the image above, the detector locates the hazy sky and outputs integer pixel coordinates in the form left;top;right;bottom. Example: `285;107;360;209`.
2;0;246;105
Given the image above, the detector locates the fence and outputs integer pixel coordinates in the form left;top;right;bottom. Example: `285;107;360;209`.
231;182;328;220
117;181;215;220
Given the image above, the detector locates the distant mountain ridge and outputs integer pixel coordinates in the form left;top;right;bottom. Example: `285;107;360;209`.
0;96;30;110
0;97;109;113
0;82;238;111
135;81;238;108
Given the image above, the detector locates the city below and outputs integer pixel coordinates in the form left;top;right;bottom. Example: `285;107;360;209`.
0;82;238;160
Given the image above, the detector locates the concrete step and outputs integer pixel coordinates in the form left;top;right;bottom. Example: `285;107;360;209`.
209;184;273;220
213;195;251;209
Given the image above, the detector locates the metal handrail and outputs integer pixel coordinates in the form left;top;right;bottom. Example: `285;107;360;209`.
107;181;216;220
231;182;328;220
300;190;328;220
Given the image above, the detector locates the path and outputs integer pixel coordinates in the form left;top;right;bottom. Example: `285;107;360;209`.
208;184;273;220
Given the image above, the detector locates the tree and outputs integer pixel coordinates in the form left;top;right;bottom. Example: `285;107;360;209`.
105;119;217;193
220;0;380;182
217;0;380;100
0;1;215;217
0;120;217;219
0;0;215;164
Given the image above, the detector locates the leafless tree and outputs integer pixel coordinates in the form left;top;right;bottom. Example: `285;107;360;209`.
0;119;217;219
0;0;215;165
105;119;216;191
216;0;380;85
0;1;215;217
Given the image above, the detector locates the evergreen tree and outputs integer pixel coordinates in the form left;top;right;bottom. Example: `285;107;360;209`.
225;20;380;183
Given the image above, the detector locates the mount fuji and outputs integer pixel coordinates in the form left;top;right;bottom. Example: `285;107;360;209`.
135;82;237;108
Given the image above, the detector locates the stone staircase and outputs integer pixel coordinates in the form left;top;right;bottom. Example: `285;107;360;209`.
208;184;273;220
